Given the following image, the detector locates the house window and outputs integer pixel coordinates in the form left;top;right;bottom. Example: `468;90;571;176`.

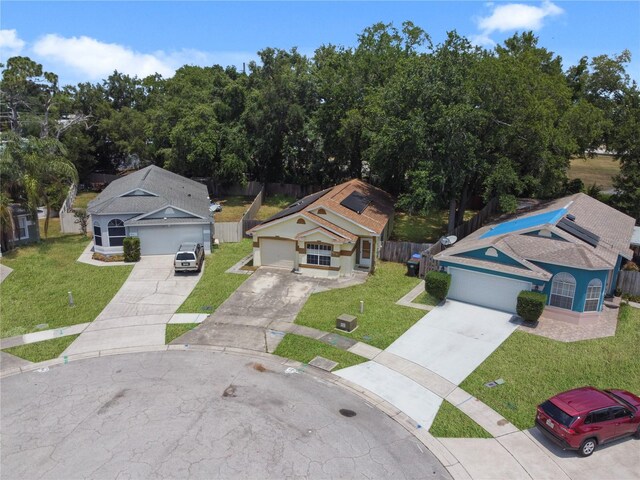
306;243;331;266
584;279;602;312
108;219;126;247
550;272;576;310
93;222;102;246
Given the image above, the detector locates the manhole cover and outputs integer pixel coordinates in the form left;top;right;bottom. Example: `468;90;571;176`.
339;409;356;417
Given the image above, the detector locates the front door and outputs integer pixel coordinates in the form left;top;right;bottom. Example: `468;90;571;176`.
359;238;372;268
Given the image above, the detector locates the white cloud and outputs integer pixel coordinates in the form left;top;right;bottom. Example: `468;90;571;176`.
0;29;26;59
472;1;563;45
33;34;175;79
30;33;257;83
478;1;563;33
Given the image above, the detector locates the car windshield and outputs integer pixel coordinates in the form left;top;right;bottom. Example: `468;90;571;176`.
176;253;195;261
606;391;636;411
541;400;576;427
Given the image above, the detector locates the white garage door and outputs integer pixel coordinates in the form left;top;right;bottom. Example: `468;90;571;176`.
260;238;295;269
448;267;531;313
137;225;204;255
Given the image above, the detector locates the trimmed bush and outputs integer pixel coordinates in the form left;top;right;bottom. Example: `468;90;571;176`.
425;270;451;301
123;237;141;262
516;290;547;322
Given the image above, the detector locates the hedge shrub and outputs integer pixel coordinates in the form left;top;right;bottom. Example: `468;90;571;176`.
123;237;141;262
425;270;451;301
516;290;547;322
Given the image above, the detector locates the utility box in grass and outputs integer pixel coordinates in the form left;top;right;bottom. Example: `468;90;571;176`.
336;314;358;332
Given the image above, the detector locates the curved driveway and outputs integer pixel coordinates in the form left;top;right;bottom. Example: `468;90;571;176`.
1;351;451;480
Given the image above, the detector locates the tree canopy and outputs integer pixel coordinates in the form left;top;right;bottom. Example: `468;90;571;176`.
2;23;638;233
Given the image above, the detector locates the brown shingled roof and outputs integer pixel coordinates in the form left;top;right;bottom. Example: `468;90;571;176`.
249;179;394;238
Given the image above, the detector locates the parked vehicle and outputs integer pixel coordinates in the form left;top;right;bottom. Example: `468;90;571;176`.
536;387;640;457
209;202;222;213
174;243;204;273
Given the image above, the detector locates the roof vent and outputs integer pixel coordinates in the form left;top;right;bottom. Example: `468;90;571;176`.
566;214;576;222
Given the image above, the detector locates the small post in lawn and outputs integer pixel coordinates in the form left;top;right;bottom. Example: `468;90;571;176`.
68;291;75;307
360;300;364;314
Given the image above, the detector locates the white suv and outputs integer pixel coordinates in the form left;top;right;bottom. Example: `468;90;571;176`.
174;243;204;273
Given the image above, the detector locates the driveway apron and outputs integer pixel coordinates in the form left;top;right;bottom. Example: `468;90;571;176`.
62;255;202;356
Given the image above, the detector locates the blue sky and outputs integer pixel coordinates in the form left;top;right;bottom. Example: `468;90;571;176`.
1;1;639;86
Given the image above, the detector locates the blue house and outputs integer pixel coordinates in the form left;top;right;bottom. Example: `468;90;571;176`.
434;193;636;323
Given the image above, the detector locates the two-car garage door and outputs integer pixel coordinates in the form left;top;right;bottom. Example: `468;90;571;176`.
447;267;531;313
260;238;295;269
137;225;204;255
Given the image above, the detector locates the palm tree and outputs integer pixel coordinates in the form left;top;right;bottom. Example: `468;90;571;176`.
1;132;78;239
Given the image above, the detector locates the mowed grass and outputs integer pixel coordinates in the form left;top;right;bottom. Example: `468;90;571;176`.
73;191;99;209
212;196;255;222
459;305;640;432
391;210;477;244
254;194;296;221
165;323;199;344
273;334;367;369
295;262;424;349
568;155;620;189
0;231;132;338
176;239;253;313
429;400;492;438
2;335;80;363
414;290;441;306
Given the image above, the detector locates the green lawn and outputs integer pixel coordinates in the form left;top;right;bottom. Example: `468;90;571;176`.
176;239;253;313
2;335;80;363
391;210;476;244
568;155;619;189
73;191;99;209
166;323;199;344
458;305;640;432
429;400;492;438
212;196;255;222
414;290;440;306
273;334;367;369
295;262;424;349
0;234;132;338
255;194;296;221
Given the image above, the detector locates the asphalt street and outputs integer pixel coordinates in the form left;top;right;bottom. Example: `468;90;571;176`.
1;350;451;480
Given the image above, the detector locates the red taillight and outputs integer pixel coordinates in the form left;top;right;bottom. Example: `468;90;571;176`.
559;425;575;435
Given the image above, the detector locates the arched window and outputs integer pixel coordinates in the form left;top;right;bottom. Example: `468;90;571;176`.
93;222;102;246
108;219;126;247
550;272;576;310
584;279;602;312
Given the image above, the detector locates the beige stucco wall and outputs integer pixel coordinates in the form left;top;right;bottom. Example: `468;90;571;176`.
251;212;378;277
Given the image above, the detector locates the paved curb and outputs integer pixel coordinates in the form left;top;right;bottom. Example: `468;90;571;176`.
0;345;469;479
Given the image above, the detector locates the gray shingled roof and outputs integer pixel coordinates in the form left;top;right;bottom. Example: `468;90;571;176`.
436;193;635;275
87;166;210;219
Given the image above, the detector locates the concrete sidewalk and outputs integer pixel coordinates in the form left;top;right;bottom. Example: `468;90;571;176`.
62;255;202;356
0;264;13;283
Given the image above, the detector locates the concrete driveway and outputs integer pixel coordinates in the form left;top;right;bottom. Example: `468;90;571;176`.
63;255;202;356
0;351;450;480
336;300;519;430
175;267;365;351
387;300;519;385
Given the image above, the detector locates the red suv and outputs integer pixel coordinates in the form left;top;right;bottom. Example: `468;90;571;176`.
536;387;640;456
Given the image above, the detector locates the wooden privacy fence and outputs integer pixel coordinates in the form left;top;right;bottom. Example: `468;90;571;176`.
379;241;431;263
448;197;499;239
59;184;82;234
202;180;320;199
214;187;264;243
617;271;640;295
419;241;444;278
